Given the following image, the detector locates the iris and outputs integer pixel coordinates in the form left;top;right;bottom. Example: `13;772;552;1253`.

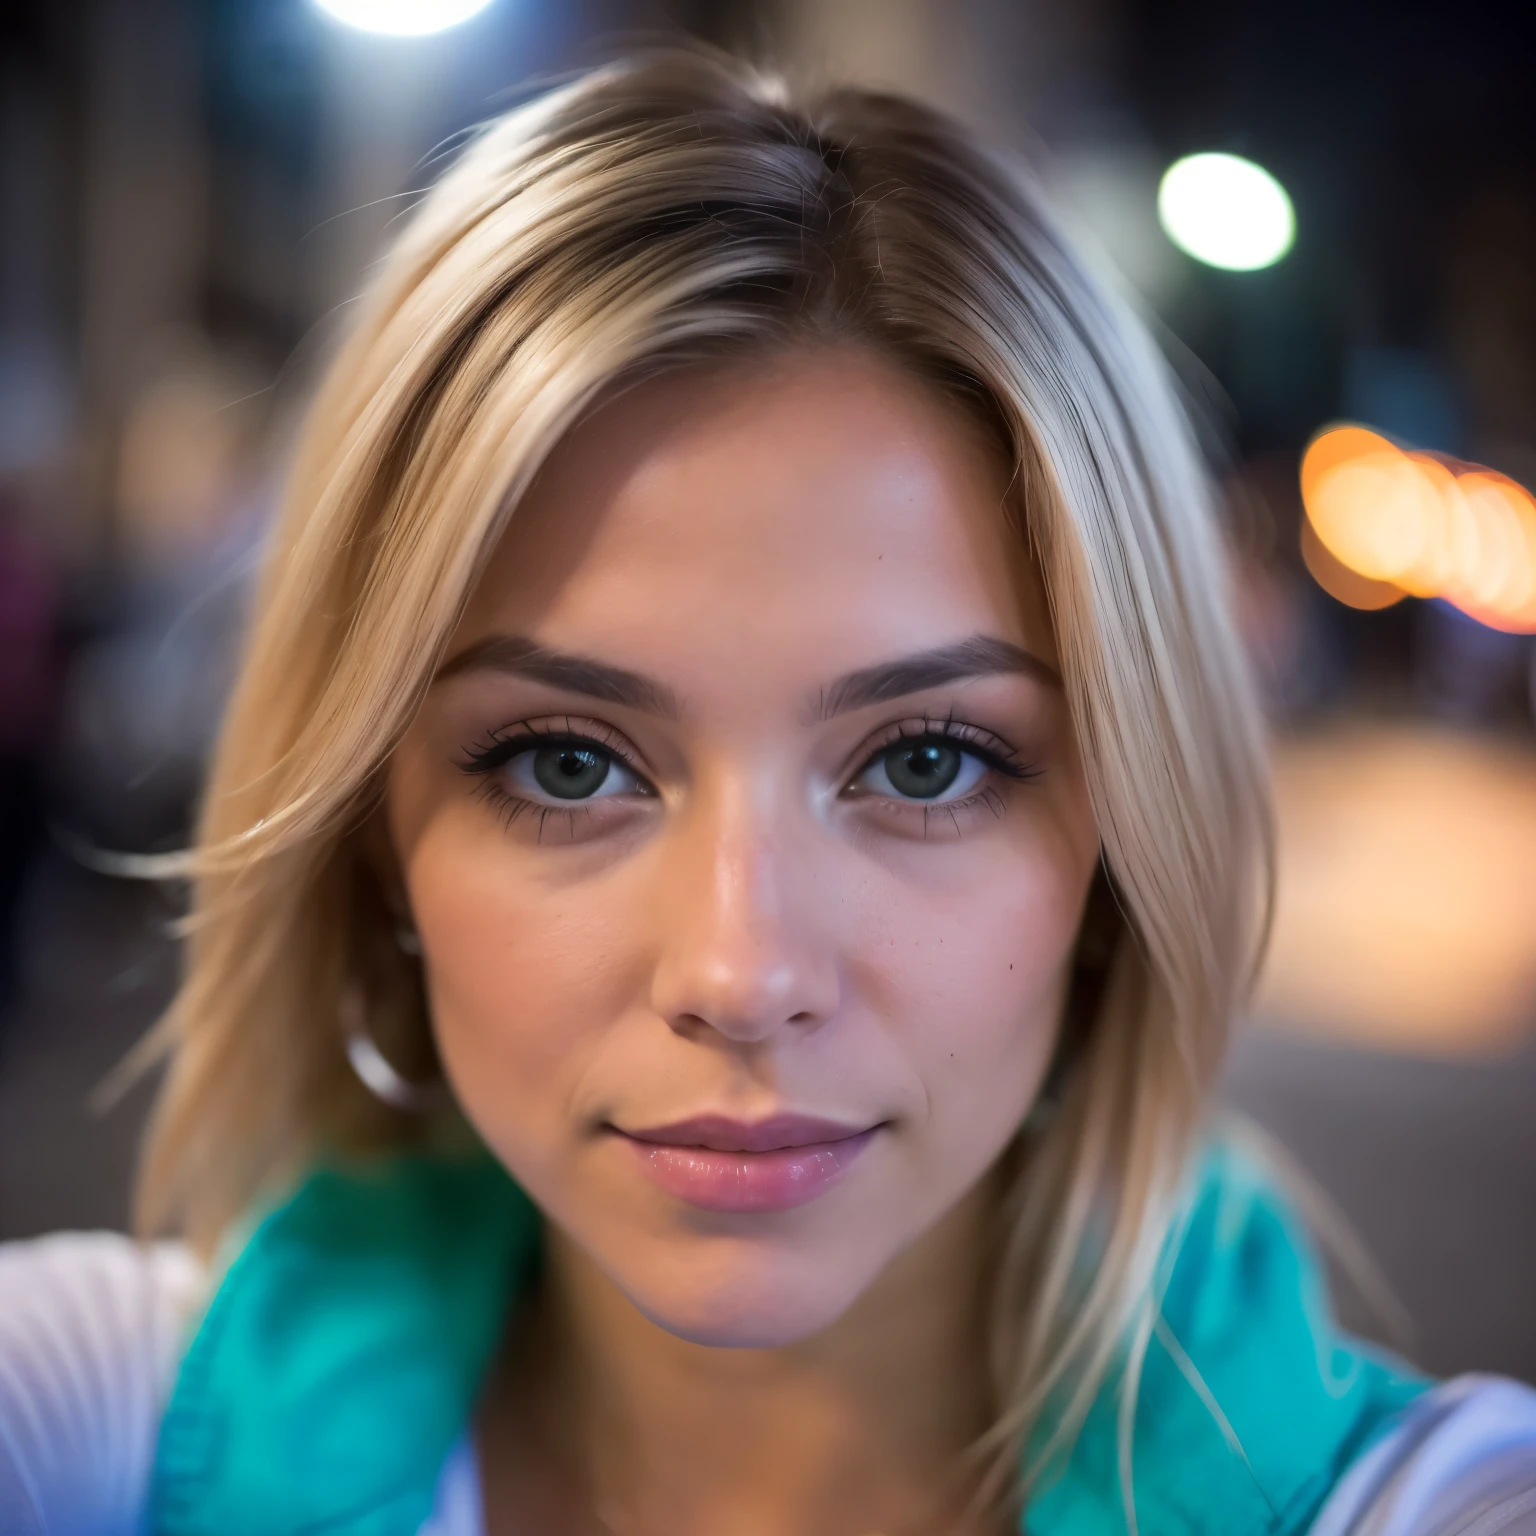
534;746;611;799
881;743;962;799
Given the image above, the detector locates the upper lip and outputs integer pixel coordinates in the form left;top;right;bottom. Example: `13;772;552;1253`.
617;1114;877;1152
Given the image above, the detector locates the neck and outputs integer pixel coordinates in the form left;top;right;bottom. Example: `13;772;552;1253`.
479;1175;1006;1536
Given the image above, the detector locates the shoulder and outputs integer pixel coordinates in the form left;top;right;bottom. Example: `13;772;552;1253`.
0;1230;204;1535
1309;1374;1536;1535
1026;1138;1535;1536
1156;1143;1536;1534
150;1154;535;1536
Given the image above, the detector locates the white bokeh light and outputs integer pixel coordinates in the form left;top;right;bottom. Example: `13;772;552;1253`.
314;0;495;37
1157;152;1295;271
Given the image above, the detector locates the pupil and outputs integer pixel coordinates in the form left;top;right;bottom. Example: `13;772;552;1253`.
533;745;610;800
885;742;961;799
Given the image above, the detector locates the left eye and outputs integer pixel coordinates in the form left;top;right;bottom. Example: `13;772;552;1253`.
854;740;990;802
503;743;642;803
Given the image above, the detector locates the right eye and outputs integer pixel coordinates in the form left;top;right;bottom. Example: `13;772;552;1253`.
500;741;645;804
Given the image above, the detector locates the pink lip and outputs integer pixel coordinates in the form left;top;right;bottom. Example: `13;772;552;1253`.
616;1115;880;1213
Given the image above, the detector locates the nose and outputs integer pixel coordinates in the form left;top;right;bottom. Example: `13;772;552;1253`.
648;777;840;1044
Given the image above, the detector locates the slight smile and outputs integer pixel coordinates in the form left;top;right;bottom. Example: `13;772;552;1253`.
614;1115;882;1214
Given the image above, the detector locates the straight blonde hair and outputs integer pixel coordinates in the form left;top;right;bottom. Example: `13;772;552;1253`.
138;45;1272;1514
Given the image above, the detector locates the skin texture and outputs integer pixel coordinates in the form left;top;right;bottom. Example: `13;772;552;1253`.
386;349;1101;1533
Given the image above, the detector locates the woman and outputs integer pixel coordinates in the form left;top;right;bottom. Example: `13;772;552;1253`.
2;47;1533;1536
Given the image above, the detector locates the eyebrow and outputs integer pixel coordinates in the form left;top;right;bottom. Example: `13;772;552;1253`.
435;635;681;718
815;634;1062;719
435;631;1060;722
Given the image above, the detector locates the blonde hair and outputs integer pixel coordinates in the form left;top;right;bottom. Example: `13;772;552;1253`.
139;45;1272;1512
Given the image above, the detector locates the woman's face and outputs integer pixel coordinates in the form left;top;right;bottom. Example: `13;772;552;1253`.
388;350;1100;1347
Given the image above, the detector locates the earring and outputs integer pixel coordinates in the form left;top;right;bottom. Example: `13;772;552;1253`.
339;982;446;1114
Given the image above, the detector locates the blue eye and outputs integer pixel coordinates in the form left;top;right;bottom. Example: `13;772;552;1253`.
856;739;990;802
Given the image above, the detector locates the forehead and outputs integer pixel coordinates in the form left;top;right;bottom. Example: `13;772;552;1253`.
458;349;1054;680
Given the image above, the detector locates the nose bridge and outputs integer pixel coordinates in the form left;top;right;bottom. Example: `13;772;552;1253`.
651;765;835;1041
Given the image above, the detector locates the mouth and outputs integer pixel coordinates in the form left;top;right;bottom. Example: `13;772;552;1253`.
611;1114;882;1213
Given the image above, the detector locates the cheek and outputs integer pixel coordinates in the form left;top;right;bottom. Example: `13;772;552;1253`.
853;814;1092;1162
403;811;640;1162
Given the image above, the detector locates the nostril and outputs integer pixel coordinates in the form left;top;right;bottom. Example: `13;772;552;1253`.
651;931;840;1042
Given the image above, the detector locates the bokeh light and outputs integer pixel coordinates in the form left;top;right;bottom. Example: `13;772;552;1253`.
1300;517;1405;612
1157;152;1296;271
313;0;495;36
1301;426;1536;631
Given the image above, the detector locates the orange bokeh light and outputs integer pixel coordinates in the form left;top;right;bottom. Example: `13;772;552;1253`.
1300;426;1536;632
1299;516;1405;611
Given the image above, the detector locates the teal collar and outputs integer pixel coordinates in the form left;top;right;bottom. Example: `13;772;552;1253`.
152;1157;539;1536
151;1142;1426;1536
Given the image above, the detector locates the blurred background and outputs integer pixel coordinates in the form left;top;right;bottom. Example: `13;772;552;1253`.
1;0;1533;1381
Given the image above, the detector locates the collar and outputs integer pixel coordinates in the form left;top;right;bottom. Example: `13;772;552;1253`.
151;1141;1426;1535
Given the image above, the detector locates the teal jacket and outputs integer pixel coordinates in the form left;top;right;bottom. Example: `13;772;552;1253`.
149;1142;1427;1536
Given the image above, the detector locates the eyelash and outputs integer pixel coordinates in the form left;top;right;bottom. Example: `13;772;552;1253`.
456;713;1039;839
858;713;1034;780
856;713;1040;835
457;717;648;839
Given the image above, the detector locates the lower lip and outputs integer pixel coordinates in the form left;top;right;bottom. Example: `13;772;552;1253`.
622;1129;879;1213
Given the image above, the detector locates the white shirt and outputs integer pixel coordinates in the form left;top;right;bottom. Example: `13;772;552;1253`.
2;1233;1534;1535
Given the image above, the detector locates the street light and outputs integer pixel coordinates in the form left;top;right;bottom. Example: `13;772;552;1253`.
1157;152;1295;271
313;0;495;37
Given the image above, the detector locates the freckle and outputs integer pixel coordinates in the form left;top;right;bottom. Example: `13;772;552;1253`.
1009;964;1014;970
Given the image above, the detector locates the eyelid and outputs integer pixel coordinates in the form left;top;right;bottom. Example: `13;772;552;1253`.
457;713;1032;803
840;714;1029;789
457;715;655;787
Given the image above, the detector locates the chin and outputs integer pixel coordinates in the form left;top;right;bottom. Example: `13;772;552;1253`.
616;1236;881;1349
